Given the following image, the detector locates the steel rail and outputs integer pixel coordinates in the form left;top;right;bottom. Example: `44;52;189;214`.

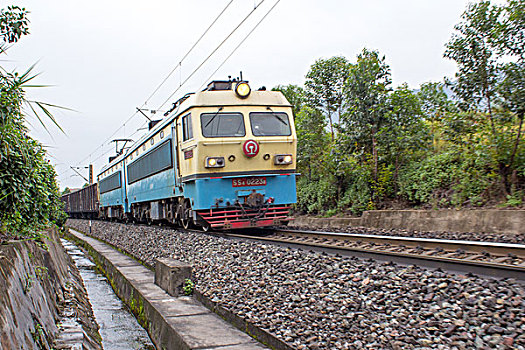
275;229;525;259
218;228;525;280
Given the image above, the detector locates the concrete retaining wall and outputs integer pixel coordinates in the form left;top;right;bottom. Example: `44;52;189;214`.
292;210;525;234
0;229;102;349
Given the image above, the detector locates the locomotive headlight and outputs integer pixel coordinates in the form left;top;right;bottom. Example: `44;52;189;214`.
205;157;225;168
235;82;251;99
274;154;293;165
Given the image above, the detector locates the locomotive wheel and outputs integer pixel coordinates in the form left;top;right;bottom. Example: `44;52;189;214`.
181;217;190;229
180;200;192;229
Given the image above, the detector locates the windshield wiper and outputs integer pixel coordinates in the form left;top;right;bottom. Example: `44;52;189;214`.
204;107;224;128
266;107;287;125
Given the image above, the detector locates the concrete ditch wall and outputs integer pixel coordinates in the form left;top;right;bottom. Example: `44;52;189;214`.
0;229;102;349
292;209;525;234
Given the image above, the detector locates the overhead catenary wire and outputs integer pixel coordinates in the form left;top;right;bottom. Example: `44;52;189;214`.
58;117;148;181
199;0;281;90
73;112;140;168
67;0;274;187
156;0;266;112
72;0;236;169
85;119;149;170
142;0;235;106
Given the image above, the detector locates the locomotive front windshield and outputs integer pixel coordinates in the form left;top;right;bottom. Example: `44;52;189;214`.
201;112;246;137
249;112;291;136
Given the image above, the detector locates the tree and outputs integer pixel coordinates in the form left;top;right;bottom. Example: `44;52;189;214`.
272;84;305;117
294;106;328;177
496;1;525;183
0;6;29;43
418;82;458;151
444;1;501;135
381;84;430;189
445;0;525;194
305;56;350;141
0;6;66;239
340;48;392;183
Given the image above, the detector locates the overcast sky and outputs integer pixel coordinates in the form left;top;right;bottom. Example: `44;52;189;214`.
5;0;499;189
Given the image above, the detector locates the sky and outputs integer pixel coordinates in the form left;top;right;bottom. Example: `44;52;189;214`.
3;0;500;189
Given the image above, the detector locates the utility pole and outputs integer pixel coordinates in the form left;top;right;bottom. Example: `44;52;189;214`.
89;164;93;184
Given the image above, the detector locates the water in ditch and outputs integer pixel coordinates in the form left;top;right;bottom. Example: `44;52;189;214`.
61;239;155;350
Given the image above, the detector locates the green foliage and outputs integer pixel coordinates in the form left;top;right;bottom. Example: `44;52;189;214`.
281;0;524;216
305;56;350;140
30;322;46;348
340;48;392;149
35;265;48;281
504;188;523;207
336;160;372;214
397;148;497;208
0;6;66;239
183;278;194;296
272;84;305;116
444;1;501;114
295;107;329;177
23;274;33;293
444;0;525;194
0;6;29;43
296;175;338;214
380;84;431;170
340;48;392;190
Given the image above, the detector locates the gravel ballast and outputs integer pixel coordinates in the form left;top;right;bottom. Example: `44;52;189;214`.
68;219;524;350
288;224;525;245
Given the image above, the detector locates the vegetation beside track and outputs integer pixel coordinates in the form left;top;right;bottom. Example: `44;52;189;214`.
275;0;524;215
0;6;66;241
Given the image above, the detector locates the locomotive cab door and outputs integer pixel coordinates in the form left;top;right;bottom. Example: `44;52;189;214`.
172;123;182;188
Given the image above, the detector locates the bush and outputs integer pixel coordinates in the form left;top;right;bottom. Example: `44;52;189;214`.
296;175;338;215
398;148;496;208
336;162;372;214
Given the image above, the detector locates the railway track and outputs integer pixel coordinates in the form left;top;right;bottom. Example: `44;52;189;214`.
222;228;525;281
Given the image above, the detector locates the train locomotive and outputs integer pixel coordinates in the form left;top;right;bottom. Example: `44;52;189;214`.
62;79;297;230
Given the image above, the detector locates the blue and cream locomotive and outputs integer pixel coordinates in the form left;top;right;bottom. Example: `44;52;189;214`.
96;79;297;230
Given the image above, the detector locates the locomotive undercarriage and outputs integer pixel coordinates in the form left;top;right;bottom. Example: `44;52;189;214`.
116;193;291;230
99;205;124;220
197;204;291;230
199;190;292;230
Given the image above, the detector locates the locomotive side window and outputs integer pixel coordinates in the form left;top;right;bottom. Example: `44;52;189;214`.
182;114;193;141
99;171;121;194
127;140;173;184
249;112;291;136
200;112;245;137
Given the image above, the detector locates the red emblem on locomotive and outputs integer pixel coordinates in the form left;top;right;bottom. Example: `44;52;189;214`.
243;140;259;157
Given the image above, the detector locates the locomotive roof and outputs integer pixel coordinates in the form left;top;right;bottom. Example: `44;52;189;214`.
99;88;292;175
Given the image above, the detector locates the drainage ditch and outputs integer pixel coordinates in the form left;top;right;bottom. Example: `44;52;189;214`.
61;239;155;350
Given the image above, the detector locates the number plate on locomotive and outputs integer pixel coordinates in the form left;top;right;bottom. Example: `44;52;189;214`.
232;177;267;187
